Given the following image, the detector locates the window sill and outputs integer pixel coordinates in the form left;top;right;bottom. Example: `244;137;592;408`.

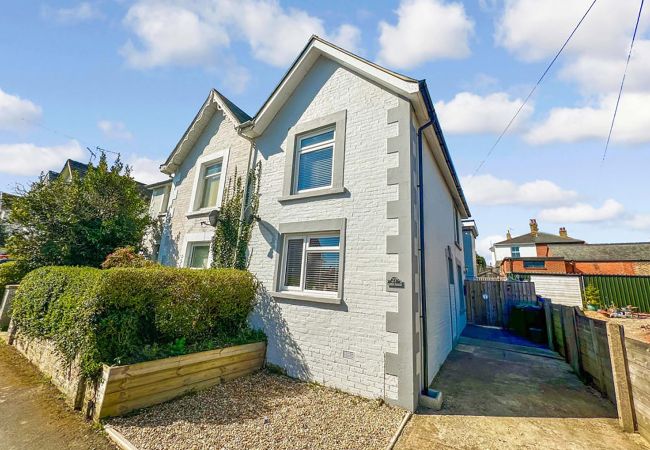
270;291;342;305
278;187;346;203
186;208;216;219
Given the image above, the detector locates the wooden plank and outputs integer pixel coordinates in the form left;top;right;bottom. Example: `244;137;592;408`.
102;357;263;406
107;342;266;380
100;364;262;419
104;349;265;394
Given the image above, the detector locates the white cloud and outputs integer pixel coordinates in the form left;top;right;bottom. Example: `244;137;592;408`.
378;0;474;69
228;1;360;67
127;156;165;185
477;234;505;262
98;120;133;140
0;141;84;176
627;213;650;231
42;2;103;24
539;199;625;223
121;2;230;69
0;88;42;131
461;174;578;206
435;92;532;134
121;0;361;70
525;92;650;145
558;40;650;95
496;0;650;63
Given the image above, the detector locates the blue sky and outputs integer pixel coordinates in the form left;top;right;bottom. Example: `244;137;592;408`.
1;0;649;259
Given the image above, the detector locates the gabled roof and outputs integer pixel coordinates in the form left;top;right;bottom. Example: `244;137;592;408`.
494;232;585;246
239;35;469;217
61;159;89;179
548;243;650;261
160;89;251;175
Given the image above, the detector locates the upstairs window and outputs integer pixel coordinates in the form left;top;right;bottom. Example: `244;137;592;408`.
454;207;461;245
200;162;222;209
149;185;170;217
188;150;229;215
295;128;335;193
511;246;520;258
281;111;347;202
282;233;341;295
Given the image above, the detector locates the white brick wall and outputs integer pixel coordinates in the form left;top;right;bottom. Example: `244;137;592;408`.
159;108;251;267
248;57;400;400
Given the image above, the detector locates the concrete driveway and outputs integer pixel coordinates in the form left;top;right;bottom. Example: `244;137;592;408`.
396;338;649;450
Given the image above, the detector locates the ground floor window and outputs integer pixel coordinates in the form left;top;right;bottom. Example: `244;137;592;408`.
281;233;341;295
187;242;210;269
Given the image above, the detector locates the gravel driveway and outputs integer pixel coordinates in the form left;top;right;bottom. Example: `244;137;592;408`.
107;370;405;450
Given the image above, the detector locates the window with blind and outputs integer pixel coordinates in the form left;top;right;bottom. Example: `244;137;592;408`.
294;128;335;193
281;233;341;295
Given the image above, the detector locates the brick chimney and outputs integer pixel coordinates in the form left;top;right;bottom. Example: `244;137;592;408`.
529;219;539;237
559;227;568;238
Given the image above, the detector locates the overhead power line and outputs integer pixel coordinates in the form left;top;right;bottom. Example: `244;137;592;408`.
472;0;599;176
602;0;645;162
19;116;121;161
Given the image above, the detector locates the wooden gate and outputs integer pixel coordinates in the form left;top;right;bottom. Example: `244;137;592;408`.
465;280;537;327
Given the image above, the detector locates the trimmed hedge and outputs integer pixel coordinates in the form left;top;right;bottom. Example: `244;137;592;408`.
0;261;28;300
11;266;261;379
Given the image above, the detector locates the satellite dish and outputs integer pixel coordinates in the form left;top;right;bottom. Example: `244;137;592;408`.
208;209;220;227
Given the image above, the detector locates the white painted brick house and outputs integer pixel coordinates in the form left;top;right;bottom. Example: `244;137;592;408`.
149;37;471;411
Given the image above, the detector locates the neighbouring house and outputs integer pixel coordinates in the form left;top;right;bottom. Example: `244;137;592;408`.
495;219;650;277
150;36;471;411
492;219;584;275
462;219;478;279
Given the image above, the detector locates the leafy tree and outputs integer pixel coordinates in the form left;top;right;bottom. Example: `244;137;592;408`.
7;153;151;269
212;163;261;269
476;254;487;271
0;220;6;249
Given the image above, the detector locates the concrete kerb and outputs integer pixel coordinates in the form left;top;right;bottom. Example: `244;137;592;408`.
386;411;412;450
104;425;139;450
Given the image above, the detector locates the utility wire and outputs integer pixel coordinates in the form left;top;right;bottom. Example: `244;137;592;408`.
19;116;122;160
473;0;599;176
602;0;645;162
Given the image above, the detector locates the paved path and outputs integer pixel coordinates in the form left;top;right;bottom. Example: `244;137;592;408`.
0;340;114;450
396;339;649;450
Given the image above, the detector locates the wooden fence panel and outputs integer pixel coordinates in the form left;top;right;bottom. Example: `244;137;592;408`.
625;337;650;440
464;280;537;327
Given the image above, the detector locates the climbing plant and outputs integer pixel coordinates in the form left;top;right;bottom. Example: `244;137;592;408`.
211;163;261;270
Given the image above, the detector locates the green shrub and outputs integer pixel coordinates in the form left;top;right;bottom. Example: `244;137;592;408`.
101;246;155;269
11;266;261;379
583;284;602;308
0;261;29;299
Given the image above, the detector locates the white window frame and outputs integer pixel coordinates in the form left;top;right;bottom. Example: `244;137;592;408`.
280;232;341;297
149;184;171;217
184;241;211;269
293;127;335;194
181;231;214;269
187;149;230;217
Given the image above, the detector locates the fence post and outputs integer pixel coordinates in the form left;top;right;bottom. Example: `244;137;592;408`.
542;299;554;351
606;322;636;433
561;306;581;375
